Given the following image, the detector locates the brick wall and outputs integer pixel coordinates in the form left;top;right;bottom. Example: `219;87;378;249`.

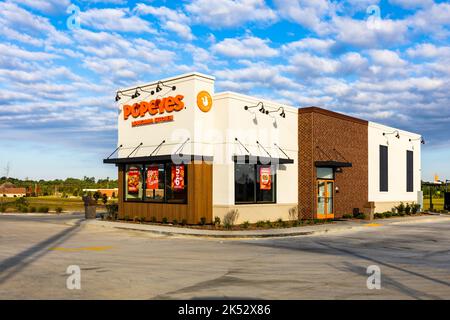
298;108;368;219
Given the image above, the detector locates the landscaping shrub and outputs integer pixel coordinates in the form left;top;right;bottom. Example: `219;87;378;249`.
151;216;157;223
292;220;299;227
223;209;239;229
29;206;36;213
139;217;146;223
162;217;168;224
199;217;206;225
265;220;273;228
396;202;405;215
17;205;28;213
374;213;384;219
55;207;63;214
342;214;353;219
105;203;118;220
38;206;49;213
181;219;187;226
133;216;139;223
411;203;420;215
405;203;411;215
241;221;250;229
214;216;221;227
355;213;365;219
172;219;178;225
256;220;265;228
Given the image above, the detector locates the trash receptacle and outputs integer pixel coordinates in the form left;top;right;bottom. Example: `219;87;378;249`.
82;195;97;219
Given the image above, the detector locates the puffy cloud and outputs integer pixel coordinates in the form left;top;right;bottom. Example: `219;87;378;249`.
368;49;407;67
273;0;334;34
407;43;450;59
10;0;72;14
135;4;194;40
212;36;278;58
79;8;155;33
185;0;277;28
281;38;336;54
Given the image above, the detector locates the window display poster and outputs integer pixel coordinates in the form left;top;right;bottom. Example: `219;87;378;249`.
127;167;140;194
146;166;159;190
171;165;185;190
260;167;271;190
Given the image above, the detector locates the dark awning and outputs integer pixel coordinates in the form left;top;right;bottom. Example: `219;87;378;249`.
232;155;294;164
315;160;352;168
103;154;213;164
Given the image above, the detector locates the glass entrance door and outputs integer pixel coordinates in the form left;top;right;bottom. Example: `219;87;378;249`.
317;180;334;219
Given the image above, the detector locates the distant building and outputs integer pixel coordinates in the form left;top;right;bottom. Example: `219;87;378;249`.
0;182;26;198
82;188;118;199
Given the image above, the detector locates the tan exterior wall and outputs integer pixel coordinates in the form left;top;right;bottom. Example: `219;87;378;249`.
213;203;297;224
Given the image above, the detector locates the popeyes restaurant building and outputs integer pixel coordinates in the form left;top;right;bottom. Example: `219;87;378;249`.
105;73;422;224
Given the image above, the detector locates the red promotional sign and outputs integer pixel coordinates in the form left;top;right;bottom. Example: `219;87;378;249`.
127;167;140;194
171;165;185;190
259;167;271;190
146;166;159;190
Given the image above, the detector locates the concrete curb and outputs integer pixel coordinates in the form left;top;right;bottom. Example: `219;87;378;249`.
68;215;450;239
82;219;364;239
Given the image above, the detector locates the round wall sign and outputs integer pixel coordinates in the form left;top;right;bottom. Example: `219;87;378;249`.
196;91;213;112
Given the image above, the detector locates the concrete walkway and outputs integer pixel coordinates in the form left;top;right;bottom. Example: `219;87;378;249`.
78;214;450;239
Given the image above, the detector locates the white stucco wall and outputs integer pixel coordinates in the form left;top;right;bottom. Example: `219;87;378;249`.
368;122;422;208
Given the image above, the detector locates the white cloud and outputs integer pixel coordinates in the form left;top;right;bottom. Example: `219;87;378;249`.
407;43;450;59
212;36;278;58
79;8;154;33
0;43;60;61
273;0;334;34
389;0;434;10
186;0;277;28
368;49;406;67
135;4;194;40
10;0;71;14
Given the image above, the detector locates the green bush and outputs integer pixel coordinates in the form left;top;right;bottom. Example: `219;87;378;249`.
265;220;273;228
105;203;118;220
162;217;168;224
29;206;36;213
342;214;353;219
396;202;405;214
405;203;411;215
17;205;28;213
374;213;384;219
199;217;206;225
172;219;178;225
38;206;49;213
354;213;365;220
14;197;29;208
241;221;250;229
292;220;299;227
0;204;6;213
55;207;63;214
181;219;187;225
256;220;265;228
214;216;221;226
151;216;157;223
139;216;146;223
411;203;420;214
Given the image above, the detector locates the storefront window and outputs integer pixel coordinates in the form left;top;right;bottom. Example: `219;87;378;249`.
165;163;187;203
317;167;334;180
125;165;143;200
235;164;276;204
145;164;165;201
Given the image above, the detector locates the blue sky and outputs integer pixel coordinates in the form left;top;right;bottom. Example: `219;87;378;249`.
0;0;449;181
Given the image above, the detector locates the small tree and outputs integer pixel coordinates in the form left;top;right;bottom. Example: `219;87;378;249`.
102;193;108;205
93;191;101;202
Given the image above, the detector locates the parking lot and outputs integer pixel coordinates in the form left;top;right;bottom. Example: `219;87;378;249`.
1;214;449;299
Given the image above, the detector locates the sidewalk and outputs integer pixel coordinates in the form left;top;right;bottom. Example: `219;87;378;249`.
79;214;450;239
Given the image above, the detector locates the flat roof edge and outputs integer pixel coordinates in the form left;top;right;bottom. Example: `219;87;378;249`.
299;107;368;125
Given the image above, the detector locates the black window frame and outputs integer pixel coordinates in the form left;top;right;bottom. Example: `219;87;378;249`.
379;145;388;192
123;162;188;204
234;163;277;204
406;150;413;192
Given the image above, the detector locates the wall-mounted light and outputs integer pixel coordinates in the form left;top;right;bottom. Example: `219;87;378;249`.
244;102;268;114
383;130;400;139
267;107;286;118
409;136;425;144
131;89;140;99
115;90;133;102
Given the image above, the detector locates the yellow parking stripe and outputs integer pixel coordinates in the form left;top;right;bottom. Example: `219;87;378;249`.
49;246;113;252
364;223;382;227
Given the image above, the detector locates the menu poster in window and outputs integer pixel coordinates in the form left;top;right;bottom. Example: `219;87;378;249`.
146;166;159;190
259;167;271;190
127;167;140;194
171;165;185;190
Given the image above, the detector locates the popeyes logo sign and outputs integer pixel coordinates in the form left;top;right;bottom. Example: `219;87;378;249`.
123;95;184;127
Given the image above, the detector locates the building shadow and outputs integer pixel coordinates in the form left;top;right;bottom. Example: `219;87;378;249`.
0;219;83;285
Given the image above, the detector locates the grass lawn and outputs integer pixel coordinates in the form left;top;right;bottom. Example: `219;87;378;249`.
0;196;117;213
423;197;444;211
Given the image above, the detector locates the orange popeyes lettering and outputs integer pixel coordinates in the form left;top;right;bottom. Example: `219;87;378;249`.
123;95;184;120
